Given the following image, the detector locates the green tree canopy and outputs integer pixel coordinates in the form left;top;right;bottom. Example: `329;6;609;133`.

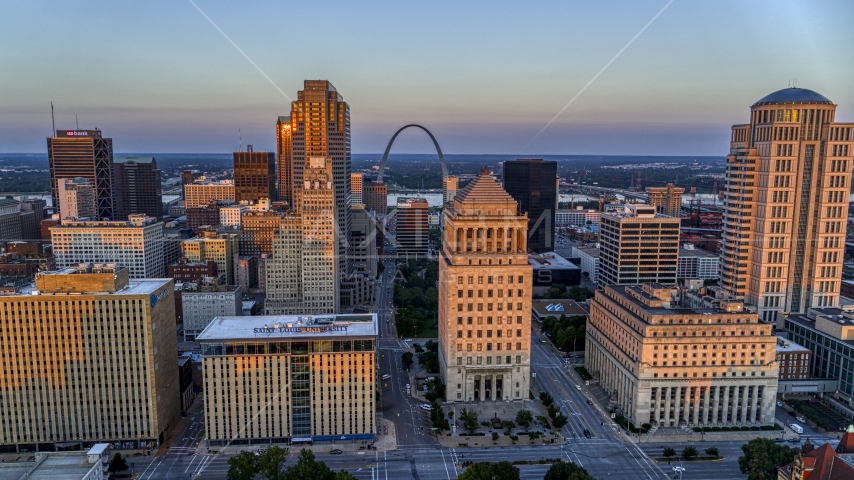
258;446;289;480
457;461;520;480
738;438;799;480
543;461;595;480
461;408;479;434
227;451;259;480
108;453;128;473
515;410;533;429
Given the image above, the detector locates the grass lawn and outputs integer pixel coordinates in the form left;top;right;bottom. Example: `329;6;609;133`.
574;366;592;381
416;321;439;339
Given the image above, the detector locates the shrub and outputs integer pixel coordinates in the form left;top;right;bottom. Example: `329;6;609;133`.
492;432;499;441
750;426;760;431
702;427;712;432
711;427;721;432
692;427;701;432
741;426;750;431
510;435;518;442
682;446;698;460
663;447;676;458
705;447;719;457
721;427;731;431
642;423;652;430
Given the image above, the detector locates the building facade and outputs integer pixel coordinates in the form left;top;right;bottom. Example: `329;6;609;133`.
439;167;532;402
571;245;599;283
598;204;680;287
57;177;97;221
586;284;779;428
181;231;239;285
184;182;235;208
234;149;276;204
276;116;293;205
198;314;377;445
239;210;284;256
362;178;387;216
719;88;854;323
220;205;249;227
350;173;363;205
265;157;338;315
48;129;114;220
776;336;812;380
0;265;179;450
556;208;601;227
350;205;378;279
677;245;720;280
646;183;684;217
443;176;459;206
236;255;259;291
113;156;163;221
169;258;218;285
502;158;557;253
50;215;165;278
186;200;225;233
182;284;242;341
395;197;429;259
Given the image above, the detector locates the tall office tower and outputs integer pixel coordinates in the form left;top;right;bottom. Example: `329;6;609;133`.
586;284;778;429
719;88;854;323
265;157;338;315
184;181;235;208
0;198;23;240
48;129;115;220
646;183;684;217
0;265;179;451
350;173;364;204
350;205;378;278
290;80;352;293
362;178;388;215
233;147;276;203
598;204;680;287
182;170;195;188
276;116;293;205
199;314;376;445
502;159;557;253
439;167;532;402
56;177;97;221
396;197;429;259
113;156;163;220
181;231;239;285
443;176;459;206
50;215;165;278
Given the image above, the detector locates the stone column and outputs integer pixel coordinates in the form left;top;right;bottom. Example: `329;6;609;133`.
712;386;721;424
702;387;711;425
663;387;672;426
721;386;731;424
740;386;750;424
692;387;700;425
653;387;661;425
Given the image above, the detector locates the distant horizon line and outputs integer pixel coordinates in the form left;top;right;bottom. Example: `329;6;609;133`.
0;152;726;158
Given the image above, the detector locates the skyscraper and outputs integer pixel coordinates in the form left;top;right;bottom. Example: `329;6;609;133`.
48;129;115;220
396;197;429;259
233;147;276;204
646;183;684;217
290;81;351;296
265;156;338;315
276;116;293;205
113;156;163;220
439;167;532;402
362;178;388;215
719;88;854;322
443;176;459;206
502;159;557;253
598;204;680;287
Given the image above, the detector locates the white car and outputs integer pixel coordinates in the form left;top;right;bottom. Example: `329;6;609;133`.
796;416;806;423
776;401;783;407
575;385;582;390
419;404;432;411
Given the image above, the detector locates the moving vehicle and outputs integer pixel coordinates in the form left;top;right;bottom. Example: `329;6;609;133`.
796;416;806;423
586;400;593;405
419;404;432;411
330;449;343;454
575;385;582;390
776;401;783;407
381;374;391;381
789;424;803;434
583;429;592;438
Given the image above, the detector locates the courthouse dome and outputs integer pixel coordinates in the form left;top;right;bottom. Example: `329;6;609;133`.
753;87;834;106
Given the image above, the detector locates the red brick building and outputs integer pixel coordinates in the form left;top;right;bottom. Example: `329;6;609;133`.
776;336;812;380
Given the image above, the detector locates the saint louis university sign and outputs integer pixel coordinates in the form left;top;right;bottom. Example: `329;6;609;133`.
253;325;349;334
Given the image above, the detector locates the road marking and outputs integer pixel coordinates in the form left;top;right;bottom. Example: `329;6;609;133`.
439;448;453;480
184;454;199;473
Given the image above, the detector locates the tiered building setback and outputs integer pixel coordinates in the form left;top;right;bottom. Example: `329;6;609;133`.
719;88;854;323
439;167;532;402
586;284;779;428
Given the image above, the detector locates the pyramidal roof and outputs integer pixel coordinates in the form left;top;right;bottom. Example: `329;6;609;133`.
454;166;517;205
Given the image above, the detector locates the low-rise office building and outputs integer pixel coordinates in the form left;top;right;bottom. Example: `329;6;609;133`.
198;313;377;445
587;283;779;428
776;336;812;380
528;251;581;288
571;245;599;283
677;244;720;280
531;299;588;322
182;284;243;341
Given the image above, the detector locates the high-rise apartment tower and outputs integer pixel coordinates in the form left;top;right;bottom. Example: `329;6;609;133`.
719;88;854;323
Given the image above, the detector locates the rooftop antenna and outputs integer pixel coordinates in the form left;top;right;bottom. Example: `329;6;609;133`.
239;128;242;152
75;115;79;130
50;102;55;136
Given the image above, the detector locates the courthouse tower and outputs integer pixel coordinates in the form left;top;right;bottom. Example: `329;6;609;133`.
439;167;532;402
719;88;854;323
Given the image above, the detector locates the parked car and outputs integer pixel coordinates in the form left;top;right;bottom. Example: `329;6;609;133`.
330;449;343;454
775;438;786;443
575;385;582;390
586;400;593;405
419;404;432;411
583;429;592;438
776;401;783;407
796;416;806;423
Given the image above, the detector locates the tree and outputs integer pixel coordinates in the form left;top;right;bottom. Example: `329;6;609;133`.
544;461;595;480
108;453;129;473
547;404;560;420
284;449;333;480
227;451;260;480
705;447;720;458
682;446;698;460
258;446;289;480
552;412;568;429
461;408;479;434
402;352;414;370
556;329;568;349
332;472;356;480
738;438;799;480
457;461;520;480
662;447;676;458
515;410;533;429
539;391;554;407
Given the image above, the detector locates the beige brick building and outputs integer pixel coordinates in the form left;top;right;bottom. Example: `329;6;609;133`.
586;283;779;428
198;314;376;445
0;265;179;451
184;182;235;208
439;167;532;402
646;183;684;217
181;231;239;285
719;88;854;322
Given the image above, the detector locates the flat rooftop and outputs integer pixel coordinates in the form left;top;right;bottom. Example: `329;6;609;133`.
572;246;600;258
679;247;719;259
4;453;99;480
776;336;810;353
609;284;746;318
532;299;589;317
528;252;580;270
785;313;854;348
197;313;378;342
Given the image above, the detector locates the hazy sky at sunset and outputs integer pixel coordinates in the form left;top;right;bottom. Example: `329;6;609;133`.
2;0;852;155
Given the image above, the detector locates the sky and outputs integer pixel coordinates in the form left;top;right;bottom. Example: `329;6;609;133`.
1;0;853;156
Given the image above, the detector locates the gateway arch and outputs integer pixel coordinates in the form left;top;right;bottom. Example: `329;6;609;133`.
377;124;448;183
